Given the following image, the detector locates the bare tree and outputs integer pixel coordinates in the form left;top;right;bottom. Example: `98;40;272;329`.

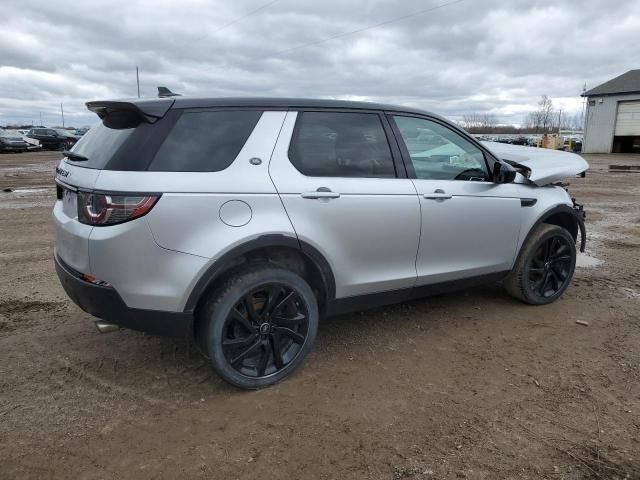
555;111;585;131
524;111;539;131
525;95;555;133
481;113;498;130
539;95;555;132
461;112;499;133
572;110;585;131
462;113;481;131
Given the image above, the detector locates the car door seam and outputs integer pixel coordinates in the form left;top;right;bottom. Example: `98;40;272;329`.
267;111;302;248
409;178;421;288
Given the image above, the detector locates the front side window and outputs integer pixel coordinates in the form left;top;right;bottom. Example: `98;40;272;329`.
289;111;396;178
393;116;489;181
149;110;263;172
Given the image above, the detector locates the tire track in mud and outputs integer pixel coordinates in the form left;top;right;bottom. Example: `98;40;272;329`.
0;299;66;334
27;336;182;410
0;299;62;315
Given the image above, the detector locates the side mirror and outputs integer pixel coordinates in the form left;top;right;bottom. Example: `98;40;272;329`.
493;162;517;184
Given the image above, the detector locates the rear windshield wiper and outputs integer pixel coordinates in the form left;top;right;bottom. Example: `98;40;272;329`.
63;150;88;162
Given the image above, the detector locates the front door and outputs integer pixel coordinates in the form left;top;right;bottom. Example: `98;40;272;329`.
390;114;522;285
269;110;421;299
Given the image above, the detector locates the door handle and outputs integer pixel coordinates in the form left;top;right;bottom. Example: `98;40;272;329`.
301;188;340;199
424;190;452;200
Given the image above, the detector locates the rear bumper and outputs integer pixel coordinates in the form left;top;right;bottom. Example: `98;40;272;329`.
54;254;192;338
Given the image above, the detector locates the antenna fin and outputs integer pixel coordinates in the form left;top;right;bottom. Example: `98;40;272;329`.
157;86;181;98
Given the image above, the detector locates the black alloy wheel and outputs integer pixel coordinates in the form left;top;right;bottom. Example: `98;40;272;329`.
527;235;573;299
504;223;577;305
200;265;319;389
222;284;309;378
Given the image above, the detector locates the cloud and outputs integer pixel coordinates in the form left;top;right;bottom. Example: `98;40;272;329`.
0;0;638;126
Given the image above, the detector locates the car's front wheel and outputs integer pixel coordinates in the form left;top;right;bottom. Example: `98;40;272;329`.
504;223;577;305
199;265;319;389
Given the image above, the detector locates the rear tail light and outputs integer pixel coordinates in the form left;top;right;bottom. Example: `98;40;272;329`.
77;192;160;226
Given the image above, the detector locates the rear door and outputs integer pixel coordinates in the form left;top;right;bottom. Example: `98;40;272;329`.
269;110;421;298
390;114;522;285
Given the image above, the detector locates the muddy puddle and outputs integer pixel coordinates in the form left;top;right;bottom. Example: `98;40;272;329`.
576;253;603;268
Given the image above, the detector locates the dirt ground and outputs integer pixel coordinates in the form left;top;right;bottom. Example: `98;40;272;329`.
1;150;639;479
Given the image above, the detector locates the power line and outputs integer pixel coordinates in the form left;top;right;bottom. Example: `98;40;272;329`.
213;0;281;33
277;0;467;55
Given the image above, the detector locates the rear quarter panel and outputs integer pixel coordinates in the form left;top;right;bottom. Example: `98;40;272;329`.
92;111;297;260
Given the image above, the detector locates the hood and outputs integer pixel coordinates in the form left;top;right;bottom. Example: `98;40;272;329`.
482;141;589;186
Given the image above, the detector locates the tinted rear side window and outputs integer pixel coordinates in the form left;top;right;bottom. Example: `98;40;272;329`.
148;110;262;172
289;111;396;178
69;123;134;169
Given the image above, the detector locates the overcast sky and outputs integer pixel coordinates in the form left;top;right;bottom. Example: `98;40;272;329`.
1;0;639;127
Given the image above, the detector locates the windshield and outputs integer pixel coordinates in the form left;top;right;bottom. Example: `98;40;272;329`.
55;129;76;138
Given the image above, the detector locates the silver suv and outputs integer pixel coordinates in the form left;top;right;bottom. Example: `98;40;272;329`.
53;97;588;389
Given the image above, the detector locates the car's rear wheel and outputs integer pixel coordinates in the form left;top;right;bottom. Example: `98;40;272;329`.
504;223;576;305
199;265;318;389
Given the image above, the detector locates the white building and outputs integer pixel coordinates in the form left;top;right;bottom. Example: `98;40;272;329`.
582;70;640;154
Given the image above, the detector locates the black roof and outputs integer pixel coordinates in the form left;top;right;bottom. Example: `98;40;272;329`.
87;96;443;122
582;69;640;97
171;96;435;115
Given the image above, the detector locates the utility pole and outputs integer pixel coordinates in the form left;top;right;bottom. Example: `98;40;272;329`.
557;107;562;133
60;103;65;128
39;112;42;126
136;66;140;98
581;83;587;133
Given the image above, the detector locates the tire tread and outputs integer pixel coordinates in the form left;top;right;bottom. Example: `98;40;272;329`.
198;263;318;389
504;223;576;305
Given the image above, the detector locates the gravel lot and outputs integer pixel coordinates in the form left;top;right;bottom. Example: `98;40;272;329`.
1;150;639;479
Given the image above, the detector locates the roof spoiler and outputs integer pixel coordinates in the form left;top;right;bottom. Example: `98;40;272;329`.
86;98;175;128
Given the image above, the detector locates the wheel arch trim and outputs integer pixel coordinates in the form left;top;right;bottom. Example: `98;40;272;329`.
517;204;586;261
183;234;336;313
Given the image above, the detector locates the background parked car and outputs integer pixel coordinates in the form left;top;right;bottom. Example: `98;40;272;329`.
54;129;81;147
0;129;30;153
26;128;79;150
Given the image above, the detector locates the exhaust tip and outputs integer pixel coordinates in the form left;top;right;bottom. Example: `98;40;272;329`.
95;321;119;334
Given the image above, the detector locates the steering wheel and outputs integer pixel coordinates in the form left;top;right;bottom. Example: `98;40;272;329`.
453;168;487;181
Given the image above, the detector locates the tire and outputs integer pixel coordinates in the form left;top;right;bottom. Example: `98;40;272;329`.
199;264;319;389
504;223;577;305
